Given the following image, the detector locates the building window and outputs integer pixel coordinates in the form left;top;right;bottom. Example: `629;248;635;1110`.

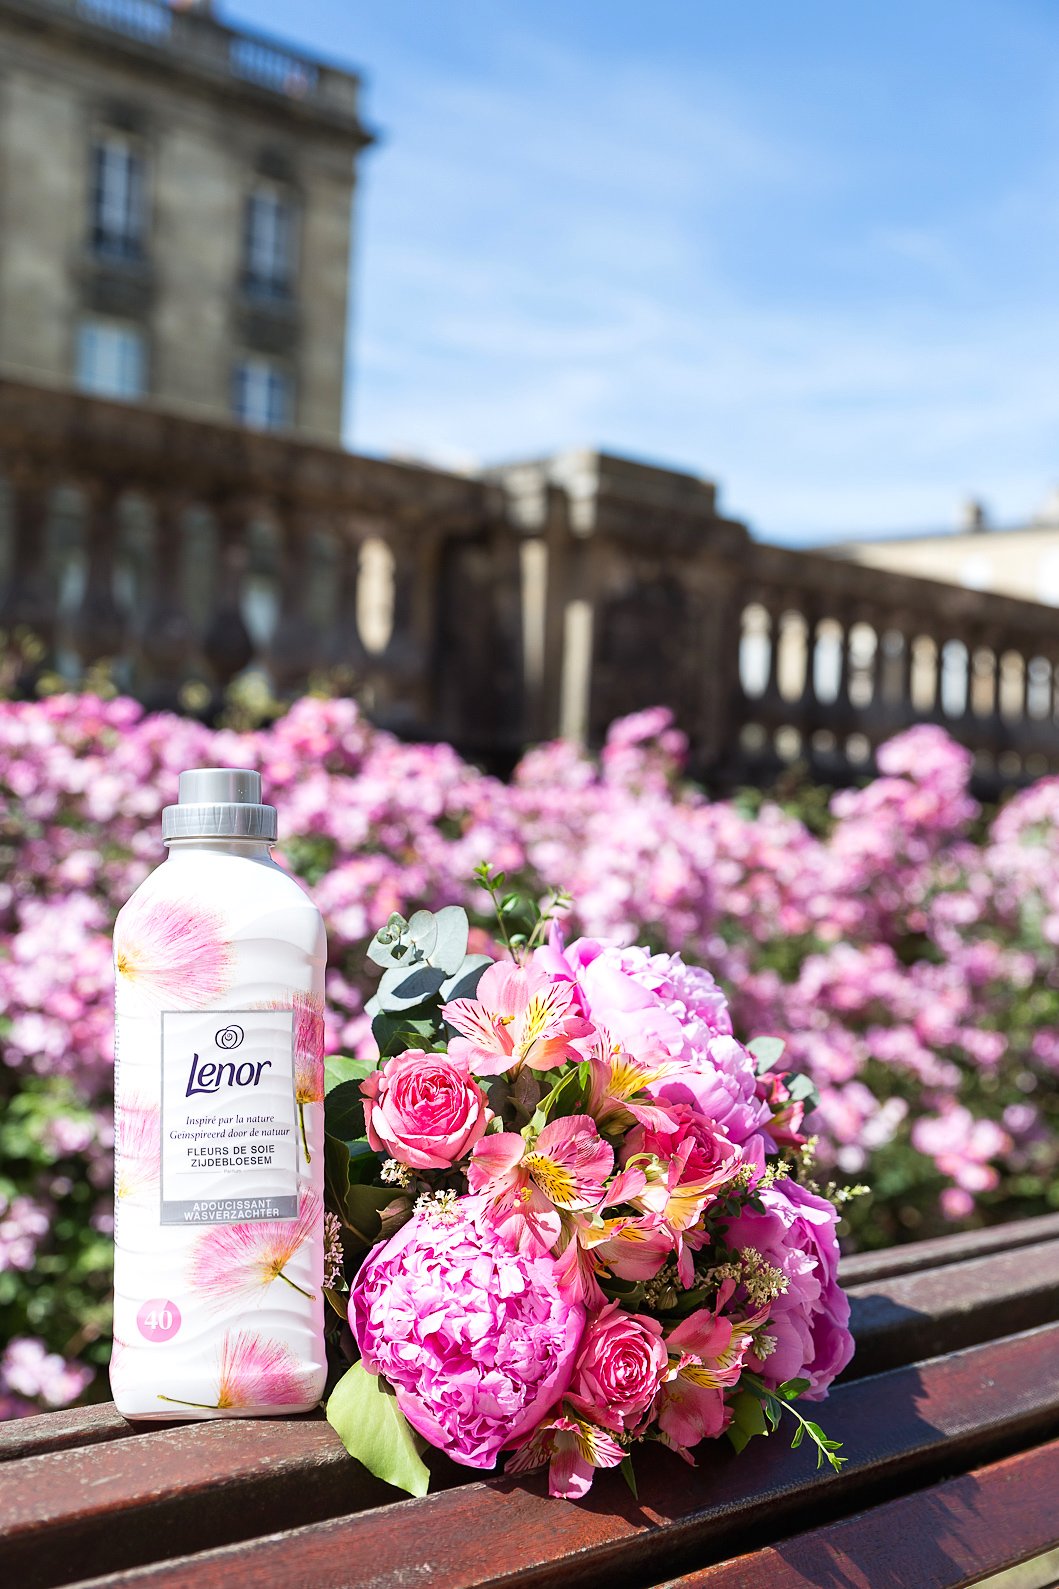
75;319;147;399
90;134;147;260
243;184;296;296
232;357;292;429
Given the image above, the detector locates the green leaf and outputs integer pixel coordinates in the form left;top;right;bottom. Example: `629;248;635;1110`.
326;1362;430;1498
324;1132;351;1224
370;1010;445;1059
323;1285;349;1318
726;1390;768;1455
439;954;492;1004
619;1454;639;1500
365;963;447;1017
325;1055;375;1095
344;1182;408;1247
326;1080;367;1142
345;1140;381;1184
784;1072;819;1107
748;1035;786;1073
407;906;469;975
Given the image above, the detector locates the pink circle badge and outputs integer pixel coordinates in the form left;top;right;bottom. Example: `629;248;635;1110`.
136;1299;182;1343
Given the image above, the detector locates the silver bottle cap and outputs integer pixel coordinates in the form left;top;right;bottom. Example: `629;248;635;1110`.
162;768;278;843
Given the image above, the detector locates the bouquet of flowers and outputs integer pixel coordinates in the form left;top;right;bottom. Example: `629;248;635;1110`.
322;867;855;1500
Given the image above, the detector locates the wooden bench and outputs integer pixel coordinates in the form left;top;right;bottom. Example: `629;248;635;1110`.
3;1211;1058;1589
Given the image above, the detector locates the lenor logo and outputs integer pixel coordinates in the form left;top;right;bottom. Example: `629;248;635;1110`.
186;1051;272;1097
215;1024;244;1051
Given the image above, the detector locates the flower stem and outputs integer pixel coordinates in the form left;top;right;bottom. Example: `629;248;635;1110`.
298;1101;312;1165
156;1394;221;1411
277;1268;316;1301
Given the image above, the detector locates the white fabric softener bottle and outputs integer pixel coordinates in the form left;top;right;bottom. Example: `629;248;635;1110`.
110;769;327;1420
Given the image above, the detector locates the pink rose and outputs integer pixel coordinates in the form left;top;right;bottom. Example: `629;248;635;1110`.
566;1301;668;1434
360;1049;488;1170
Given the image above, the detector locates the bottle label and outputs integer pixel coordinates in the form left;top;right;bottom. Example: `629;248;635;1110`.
159;1008;298;1225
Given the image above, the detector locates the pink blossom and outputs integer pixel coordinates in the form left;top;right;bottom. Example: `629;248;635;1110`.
653;1306;751;1456
721;1177;853;1399
361;1049;488;1170
442;961;593;1076
469;1113;614;1235
1;1337;93;1409
507;1412;625;1499
350;1199;585;1468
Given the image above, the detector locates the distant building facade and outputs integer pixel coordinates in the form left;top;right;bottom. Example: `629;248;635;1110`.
0;0;372;441
828;493;1059;609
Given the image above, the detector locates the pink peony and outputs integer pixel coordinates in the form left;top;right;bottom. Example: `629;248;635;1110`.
721;1177;853;1399
650;1034;772;1148
349;1198;585;1468
361;1050;488;1170
566;1301;668;1434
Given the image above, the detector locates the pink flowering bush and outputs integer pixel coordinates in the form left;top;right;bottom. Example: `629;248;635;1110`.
0;691;1057;1417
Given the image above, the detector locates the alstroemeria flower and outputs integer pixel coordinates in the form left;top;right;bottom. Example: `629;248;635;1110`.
652;1304;758;1458
442;962;594;1077
628;1115;747;1285
552;1177;664;1308
506;1412;625;1500
470;1114;614;1221
584;1029;677;1132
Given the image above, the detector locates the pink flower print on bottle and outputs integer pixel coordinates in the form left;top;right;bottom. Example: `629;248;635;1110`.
114;892;231;1010
187;1188;322;1308
157;1330;316;1413
114;1097;160;1205
292;992;325;1165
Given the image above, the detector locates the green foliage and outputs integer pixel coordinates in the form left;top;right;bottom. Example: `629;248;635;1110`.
0;1080;113;1395
326;1361;431;1497
735;1372;847;1473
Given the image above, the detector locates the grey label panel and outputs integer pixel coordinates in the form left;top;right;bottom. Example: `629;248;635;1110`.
160;1195;299;1225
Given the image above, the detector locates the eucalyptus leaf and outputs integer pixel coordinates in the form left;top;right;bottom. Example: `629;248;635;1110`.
439;954;492;1004
366;913;413;969
784;1072;819;1107
365;963;447;1017
748;1035;786;1074
326;1361;430;1498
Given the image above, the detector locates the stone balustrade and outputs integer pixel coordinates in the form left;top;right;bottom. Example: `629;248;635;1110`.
3;379;1058;789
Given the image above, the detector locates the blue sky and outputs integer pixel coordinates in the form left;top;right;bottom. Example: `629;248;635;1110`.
230;1;1059;543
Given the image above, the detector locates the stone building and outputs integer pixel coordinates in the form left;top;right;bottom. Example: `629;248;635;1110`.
828;492;1059;609
0;0;372;442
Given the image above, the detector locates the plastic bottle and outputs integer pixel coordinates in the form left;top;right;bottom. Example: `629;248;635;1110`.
110;769;327;1420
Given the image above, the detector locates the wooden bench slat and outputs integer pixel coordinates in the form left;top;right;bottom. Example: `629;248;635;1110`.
5;1221;1056;1470
656;1437;1059;1589
0;1403;138;1463
49;1321;1059;1589
841;1234;1059;1381
838;1211;1059;1286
